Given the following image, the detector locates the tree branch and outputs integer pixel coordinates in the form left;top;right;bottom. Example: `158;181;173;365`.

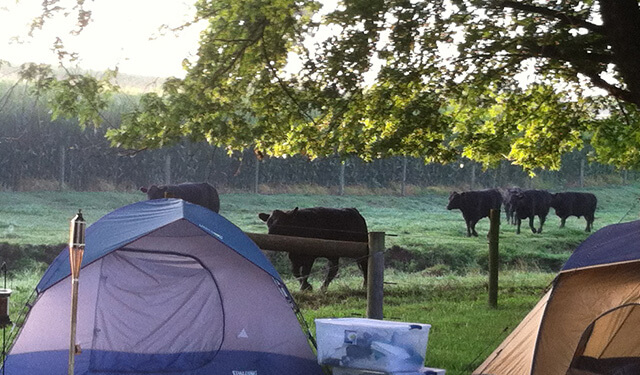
259;35;318;126
500;0;605;34
582;70;638;106
523;42;614;66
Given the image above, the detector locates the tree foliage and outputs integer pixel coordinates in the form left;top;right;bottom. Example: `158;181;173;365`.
22;0;640;171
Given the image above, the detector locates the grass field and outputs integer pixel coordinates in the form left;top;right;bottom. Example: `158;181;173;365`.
1;185;639;374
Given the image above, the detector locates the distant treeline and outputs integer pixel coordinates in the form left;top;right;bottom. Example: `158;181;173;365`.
0;80;634;192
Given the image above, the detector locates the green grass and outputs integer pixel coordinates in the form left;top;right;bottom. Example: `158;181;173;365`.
1;185;639;374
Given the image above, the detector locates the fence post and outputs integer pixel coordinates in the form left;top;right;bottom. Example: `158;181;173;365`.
339;160;346;196
580;158;585;188
164;155;171;185
254;157;260;194
471;164;476;190
60;146;66;190
367;232;385;320
488;209;500;308
401;156;407;196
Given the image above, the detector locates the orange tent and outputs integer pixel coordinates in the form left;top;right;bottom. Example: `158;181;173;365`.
475;220;640;375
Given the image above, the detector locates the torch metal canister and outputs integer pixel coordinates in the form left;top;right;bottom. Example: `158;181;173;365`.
0;289;10;328
68;210;86;375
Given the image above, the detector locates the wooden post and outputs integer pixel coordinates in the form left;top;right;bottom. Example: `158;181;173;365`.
471;164;476;190
367;232;385;320
60;146;66;190
164;155;171;185
401;156;407;196
488;209;500;308
339;160;345;196
246;232;367;258
254;157;260;194
580;158;585;188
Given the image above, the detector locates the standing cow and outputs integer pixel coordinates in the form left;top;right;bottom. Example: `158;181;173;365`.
550;192;597;232
500;187;523;225
446;189;503;237
258;207;368;292
511;189;553;234
140;182;220;213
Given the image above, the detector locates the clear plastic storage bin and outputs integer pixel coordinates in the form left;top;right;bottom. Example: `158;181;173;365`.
316;318;431;372
332;367;445;375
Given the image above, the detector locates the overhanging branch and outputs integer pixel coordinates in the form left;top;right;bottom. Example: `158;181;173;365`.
500;0;605;34
582;71;638;106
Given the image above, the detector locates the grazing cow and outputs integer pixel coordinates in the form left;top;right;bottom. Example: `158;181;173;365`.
500;187;523;225
511;189;553;234
550;192;597;232
140;182;220;213
446;189;503;237
258;207;368;292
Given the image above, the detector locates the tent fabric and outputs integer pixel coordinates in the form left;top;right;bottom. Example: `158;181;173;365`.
562;220;640;272
472;290;551;375
5;200;324;375
581;304;640;359
475;219;640;375
533;262;640;374
37;199;281;292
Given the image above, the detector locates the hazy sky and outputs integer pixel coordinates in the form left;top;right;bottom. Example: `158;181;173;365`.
0;0;205;78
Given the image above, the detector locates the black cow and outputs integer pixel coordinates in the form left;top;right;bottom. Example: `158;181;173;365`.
500;187;523;225
511;189;553;234
258;207;368;292
140;182;220;213
550;192;597;232
446;189;503;237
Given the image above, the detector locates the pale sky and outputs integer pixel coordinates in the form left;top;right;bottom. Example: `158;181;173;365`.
0;0;205;78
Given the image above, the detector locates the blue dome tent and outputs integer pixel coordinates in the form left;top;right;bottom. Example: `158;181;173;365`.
3;199;324;375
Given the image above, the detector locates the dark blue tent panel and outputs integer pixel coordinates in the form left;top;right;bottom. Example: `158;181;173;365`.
37;199;281;292
562;220;640;271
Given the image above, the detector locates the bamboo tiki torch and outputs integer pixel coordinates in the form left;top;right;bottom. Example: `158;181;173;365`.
68;210;85;375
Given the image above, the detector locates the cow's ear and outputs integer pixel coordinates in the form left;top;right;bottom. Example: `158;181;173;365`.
258;213;270;222
292;207;299;214
140;187;148;193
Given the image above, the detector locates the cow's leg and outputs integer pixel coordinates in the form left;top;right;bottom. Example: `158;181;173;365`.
321;257;340;292
585;215;594;232
357;257;368;288
465;220;472;237
299;259;314;291
516;218;522;234
537;215;547;234
529;216;537;233
290;255;313;291
559;217;566;228
470;220;479;237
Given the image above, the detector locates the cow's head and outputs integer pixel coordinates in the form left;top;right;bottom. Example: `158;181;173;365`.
258;207;299;230
446;191;462;210
510;191;528;209
140;185;172;200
